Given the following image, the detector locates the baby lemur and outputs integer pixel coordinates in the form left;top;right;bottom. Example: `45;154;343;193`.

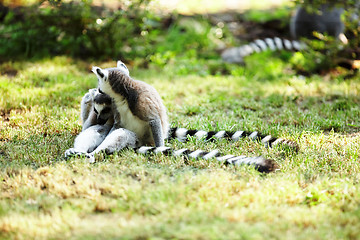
81;88;114;130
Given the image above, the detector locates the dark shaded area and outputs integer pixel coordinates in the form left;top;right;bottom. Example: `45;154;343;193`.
208;12;291;42
0;1;223;63
0;0;163;61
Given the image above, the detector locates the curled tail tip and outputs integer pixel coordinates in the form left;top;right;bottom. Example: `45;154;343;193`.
231;156;278;173
226;156;279;173
257;158;280;173
244;156;279;173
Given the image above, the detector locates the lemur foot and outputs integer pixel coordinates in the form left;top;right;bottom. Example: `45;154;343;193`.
64;148;87;159
85;153;96;163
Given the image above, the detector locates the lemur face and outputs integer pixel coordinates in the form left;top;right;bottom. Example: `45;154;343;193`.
92;60;129;79
93;91;112;125
91;60;130;125
93;102;112;124
92;60;130;94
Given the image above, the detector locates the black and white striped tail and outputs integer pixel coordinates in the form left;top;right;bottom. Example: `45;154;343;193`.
168;127;299;151
221;37;307;63
136;146;279;173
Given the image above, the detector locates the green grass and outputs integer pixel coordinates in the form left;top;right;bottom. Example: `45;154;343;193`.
1;56;360;239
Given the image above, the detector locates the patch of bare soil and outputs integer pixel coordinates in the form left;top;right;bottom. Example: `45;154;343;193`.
0;108;24;122
0;66;18;78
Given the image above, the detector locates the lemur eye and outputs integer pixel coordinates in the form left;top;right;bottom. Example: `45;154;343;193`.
94;108;98;115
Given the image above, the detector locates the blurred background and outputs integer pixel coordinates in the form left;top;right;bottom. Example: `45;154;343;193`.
0;0;358;75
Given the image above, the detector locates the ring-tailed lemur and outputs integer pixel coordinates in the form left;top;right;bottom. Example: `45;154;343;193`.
65;88;114;157
65;61;298;173
80;60;130;130
222;5;345;64
80;88;114;130
65;61;130;157
66;59;169;161
65;87;280;173
92;63;169;147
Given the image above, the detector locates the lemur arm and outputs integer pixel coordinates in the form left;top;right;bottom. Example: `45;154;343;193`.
149;118;164;147
82;109;97;131
112;107;122;130
81;88;99;131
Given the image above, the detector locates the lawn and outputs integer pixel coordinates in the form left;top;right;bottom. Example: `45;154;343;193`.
0;55;360;239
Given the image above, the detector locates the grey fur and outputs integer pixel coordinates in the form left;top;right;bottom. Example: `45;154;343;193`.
80;88;114;130
149;118;164;147
86;128;138;163
80;88;98;131
65;88;115;159
290;5;344;39
64;124;112;158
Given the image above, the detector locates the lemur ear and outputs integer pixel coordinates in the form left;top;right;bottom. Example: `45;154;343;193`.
116;60;130;76
117;60;126;69
92;66;106;79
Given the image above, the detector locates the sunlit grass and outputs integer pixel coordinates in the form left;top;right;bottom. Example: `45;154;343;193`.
0;56;360;239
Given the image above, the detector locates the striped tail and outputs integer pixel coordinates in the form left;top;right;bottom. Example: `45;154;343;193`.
136;146;279;173
168;127;299;152
221;37;306;64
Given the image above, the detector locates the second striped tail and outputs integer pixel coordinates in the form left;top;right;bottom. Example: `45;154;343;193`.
221;37;306;64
